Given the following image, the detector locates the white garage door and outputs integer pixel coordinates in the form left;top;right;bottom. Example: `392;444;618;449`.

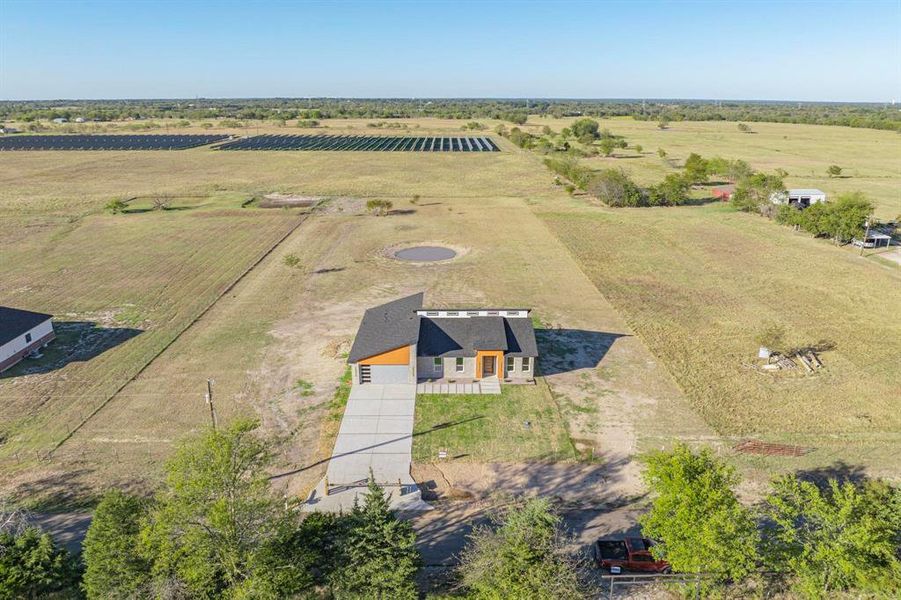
363;365;411;384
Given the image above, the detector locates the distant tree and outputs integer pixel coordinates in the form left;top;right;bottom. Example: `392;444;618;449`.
823;192;873;243
682;152;709;184
731;172;785;213
598;137;616;157
639;444;760;585
507;127;534;149
737;122;753;133
152;197;170;211
827;164;843;178
105;198;127;214
657;117;670;129
647;173;692;206
0;527;81;599
330;477;420;599
657;147;667;159
503;111;528;125
541;125;553;136
560;127;572;138
199;122;214;129
458;498;586;599
763;476;901;598
587;169;644;207
366;199;393;216
571;118;600;140
83;490;151;599
633;143;643;154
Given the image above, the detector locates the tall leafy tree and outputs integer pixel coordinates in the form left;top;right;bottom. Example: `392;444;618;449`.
82;490;151;599
639;444;760;584
140;419;313;599
682;152;709;184
330;478;420;599
458;498;586;600
731;171;785;212
763;476;901;598
0;527;81;599
570;118;599;139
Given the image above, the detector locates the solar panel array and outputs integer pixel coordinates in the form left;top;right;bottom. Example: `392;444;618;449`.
215;135;500;152
0;134;231;151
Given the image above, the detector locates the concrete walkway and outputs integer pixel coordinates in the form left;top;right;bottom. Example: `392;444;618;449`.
304;383;430;512
416;376;500;395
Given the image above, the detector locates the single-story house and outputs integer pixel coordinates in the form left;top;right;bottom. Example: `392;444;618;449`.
770;188;827;208
0;307;55;373
51;117;68;124
347;293;538;386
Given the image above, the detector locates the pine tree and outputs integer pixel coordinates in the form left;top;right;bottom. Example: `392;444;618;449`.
331;477;420;599
82;489;151;599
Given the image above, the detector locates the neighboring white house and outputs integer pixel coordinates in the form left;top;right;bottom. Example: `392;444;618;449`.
0;307;55;373
52;117;68;124
770;188;827;208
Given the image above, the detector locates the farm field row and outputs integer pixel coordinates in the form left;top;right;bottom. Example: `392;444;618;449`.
0;202;303;465
538;203;901;439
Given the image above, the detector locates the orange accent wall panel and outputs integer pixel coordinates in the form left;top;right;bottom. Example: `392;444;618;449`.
359;345;411;365
475;350;504;378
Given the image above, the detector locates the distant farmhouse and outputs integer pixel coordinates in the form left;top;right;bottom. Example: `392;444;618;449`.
0;307;54;373
770;188;827;208
347;293;538;389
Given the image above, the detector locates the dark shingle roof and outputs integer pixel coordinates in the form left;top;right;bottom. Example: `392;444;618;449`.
0;306;53;347
418;317;508;357
347;293;539;363
347;293;423;363
502;317;539;357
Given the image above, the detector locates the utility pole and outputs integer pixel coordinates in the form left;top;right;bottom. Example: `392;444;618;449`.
205;379;218;430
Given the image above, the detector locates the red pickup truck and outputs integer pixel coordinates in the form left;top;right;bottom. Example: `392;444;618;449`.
594;537;671;573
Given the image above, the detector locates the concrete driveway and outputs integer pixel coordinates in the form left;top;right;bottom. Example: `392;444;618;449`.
326;383;417;485
306;383;428;511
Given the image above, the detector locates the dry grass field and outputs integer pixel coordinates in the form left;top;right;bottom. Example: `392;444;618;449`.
522;117;901;219
0;116;898;507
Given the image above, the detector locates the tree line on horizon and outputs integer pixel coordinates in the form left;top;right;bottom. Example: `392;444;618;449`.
1;98;899;132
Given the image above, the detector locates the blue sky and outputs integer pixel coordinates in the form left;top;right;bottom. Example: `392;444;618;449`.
1;0;899;102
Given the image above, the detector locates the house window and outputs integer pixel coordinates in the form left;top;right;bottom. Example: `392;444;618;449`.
487;311;499;316
522;357;531;371
426;311;439;316
455;357;464;372
447;311;459;316
25;332;32;343
433;357;442;371
506;356;515;372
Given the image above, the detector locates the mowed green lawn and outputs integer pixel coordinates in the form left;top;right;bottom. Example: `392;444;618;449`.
412;385;576;463
539;202;901;437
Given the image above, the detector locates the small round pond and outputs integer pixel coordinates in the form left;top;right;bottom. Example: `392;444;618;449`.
393;246;457;262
